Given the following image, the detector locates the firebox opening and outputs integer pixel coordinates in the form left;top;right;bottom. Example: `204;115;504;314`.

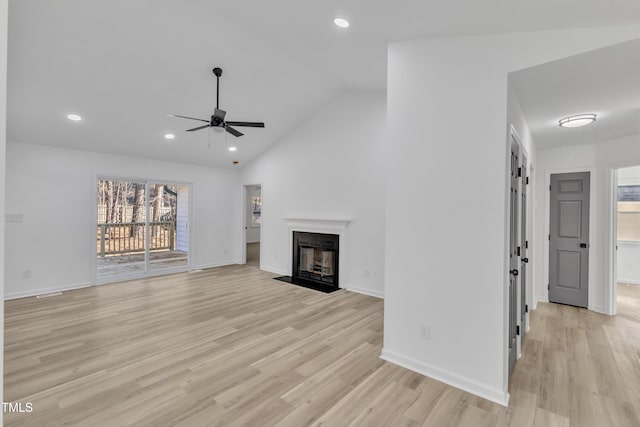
274;231;340;293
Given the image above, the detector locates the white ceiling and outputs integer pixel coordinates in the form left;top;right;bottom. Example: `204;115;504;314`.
8;0;640;167
510;38;640;150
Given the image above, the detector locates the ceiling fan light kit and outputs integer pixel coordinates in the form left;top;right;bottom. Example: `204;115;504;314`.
168;67;265;140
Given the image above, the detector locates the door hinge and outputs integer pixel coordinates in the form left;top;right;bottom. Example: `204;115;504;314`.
548;234;550;241
525;304;529;313
526;177;529;185
525;240;529;249
548;284;550;290
516;325;520;336
517;246;521;256
518;167;522;177
549;185;551;191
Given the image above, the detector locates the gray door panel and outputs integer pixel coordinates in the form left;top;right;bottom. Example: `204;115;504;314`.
549;172;590;308
508;139;518;376
520;156;528;345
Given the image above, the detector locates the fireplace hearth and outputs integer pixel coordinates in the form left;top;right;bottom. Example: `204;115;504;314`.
274;231;340;293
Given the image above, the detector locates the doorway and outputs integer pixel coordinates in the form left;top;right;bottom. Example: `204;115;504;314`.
508;132;532;377
615;166;640;323
508;137;519;376
548;172;590;308
244;184;261;268
96;178;191;281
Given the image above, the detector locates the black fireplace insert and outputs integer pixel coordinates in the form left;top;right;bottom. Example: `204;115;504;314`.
274;231;339;293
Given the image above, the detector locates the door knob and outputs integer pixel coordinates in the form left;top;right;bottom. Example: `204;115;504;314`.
580;243;589;248
510;269;519;276
522;258;529;263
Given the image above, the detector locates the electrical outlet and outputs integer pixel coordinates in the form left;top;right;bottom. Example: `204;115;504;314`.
420;322;430;341
22;269;32;279
223;248;228;254
364;269;371;278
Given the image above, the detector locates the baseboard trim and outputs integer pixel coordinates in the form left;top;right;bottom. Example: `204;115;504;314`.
193;261;237;271
537;295;549;303
344;285;384;299
5;281;93;300
380;348;509;407
260;265;288;276
593;305;607;315
617;278;640;285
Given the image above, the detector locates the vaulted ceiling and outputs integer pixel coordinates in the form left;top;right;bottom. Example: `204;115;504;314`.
8;0;640;167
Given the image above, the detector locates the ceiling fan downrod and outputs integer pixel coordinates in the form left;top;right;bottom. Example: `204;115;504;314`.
213;67;222;109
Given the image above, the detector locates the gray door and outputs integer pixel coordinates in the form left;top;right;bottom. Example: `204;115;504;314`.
549;172;590;308
508;139;519;375
520;157;528;345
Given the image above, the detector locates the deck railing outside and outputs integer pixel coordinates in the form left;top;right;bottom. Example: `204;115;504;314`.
97;222;175;257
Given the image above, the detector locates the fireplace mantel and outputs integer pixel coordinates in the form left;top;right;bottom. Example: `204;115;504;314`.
284;217;351;233
285;218;351;285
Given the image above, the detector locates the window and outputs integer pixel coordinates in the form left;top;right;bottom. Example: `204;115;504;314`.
251;195;262;226
618;185;640;241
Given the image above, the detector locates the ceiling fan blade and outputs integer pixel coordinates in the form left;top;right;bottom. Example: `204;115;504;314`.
186;124;211;132
225;121;265;128
167;114;210;123
225;126;244;137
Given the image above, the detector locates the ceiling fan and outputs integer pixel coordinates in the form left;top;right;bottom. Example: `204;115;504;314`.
168;67;265;137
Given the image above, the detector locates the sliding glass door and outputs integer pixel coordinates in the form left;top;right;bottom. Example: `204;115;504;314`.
96;178;190;281
147;182;189;272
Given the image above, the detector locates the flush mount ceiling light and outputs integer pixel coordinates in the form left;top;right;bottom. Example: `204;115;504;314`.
228;146;237;152
558;114;596;128
67;114;82;121
334;18;350;28
164;133;175;140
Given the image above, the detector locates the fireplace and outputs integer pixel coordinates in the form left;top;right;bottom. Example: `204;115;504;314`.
292;231;339;290
274;218;349;293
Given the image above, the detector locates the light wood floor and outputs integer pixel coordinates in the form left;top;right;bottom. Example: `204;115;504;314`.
617;282;640;323
5;266;640;426
246;243;260;268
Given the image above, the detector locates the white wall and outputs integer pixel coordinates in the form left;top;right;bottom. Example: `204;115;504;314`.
1;0;8;415
240;91;387;298
5;141;240;299
617;241;640;285
246;185;261;243
535;133;640;313
384;27;640;405
618;166;640;185
616;168;640;285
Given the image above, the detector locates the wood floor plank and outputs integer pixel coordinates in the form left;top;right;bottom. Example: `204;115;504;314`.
4;266;640;426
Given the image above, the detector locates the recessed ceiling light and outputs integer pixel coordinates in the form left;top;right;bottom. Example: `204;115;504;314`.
334;18;350;28
67;114;82;121
164;133;175;140
228;146;237;152
558;114;596;128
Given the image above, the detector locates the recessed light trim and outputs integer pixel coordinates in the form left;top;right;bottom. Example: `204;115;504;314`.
164;133;175;140
334;18;350;28
67;114;82;121
228;146;237;152
558;114;596;128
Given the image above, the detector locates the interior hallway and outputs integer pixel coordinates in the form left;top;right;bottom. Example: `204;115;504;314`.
246;242;260;268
